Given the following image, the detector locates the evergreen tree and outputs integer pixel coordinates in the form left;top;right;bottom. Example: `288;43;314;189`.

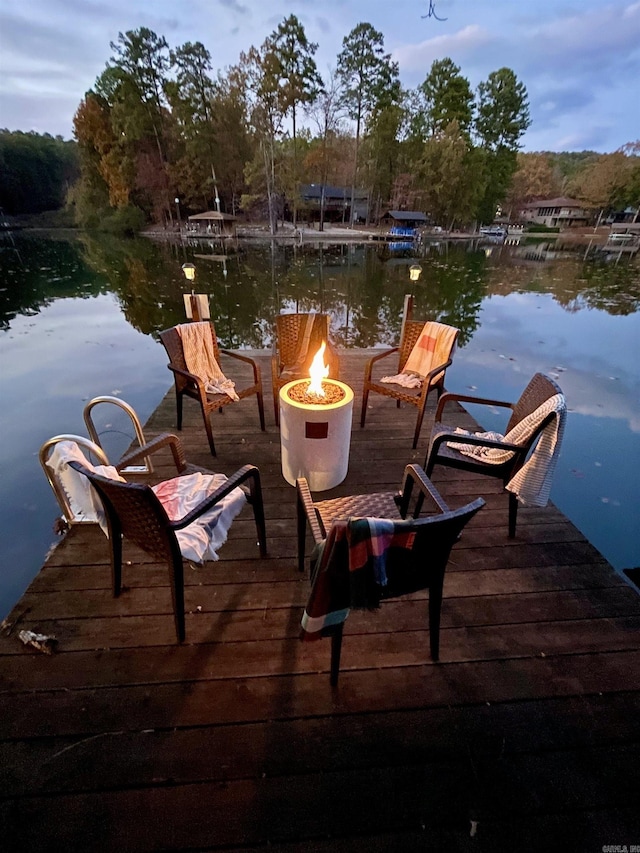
336;23;400;224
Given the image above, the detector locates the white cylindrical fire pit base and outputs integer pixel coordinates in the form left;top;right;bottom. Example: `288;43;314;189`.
280;379;354;491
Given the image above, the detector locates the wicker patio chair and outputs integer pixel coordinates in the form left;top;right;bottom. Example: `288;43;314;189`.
159;322;265;456
360;295;459;448
271;313;340;425
41;431;267;643
40;433;267;642
424;372;564;538
297;464;484;684
40;428;207;527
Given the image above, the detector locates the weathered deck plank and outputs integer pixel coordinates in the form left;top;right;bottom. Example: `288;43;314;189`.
1;351;638;851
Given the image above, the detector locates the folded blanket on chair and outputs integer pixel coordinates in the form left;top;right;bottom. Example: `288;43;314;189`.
446;393;566;507
381;321;457;388
152;472;246;562
46;440;125;532
379;373;423;389
177;321;239;400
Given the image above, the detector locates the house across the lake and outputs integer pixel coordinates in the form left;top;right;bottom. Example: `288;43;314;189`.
518;197;593;228
299;184;369;224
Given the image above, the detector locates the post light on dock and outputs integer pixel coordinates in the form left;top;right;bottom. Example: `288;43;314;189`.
181;263;210;322
182;263;196;283
174;197;182;230
409;264;423;282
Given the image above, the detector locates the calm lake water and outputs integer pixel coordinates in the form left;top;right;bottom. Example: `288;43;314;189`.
1;230;638;618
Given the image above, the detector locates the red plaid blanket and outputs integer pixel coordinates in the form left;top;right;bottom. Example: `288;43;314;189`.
300;518;416;640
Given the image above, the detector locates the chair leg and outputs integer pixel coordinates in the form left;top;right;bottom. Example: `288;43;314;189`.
202;408;217;456
103;508;124;597
111;530;123;597
257;390;266;432
330;624;344;686
297;492;307;573
168;554;185;643
273;387;280;427
249;472;268;558
508;491;518;538
360;387;369;428
428;577;444;662
412;403;428;450
176;391;184;431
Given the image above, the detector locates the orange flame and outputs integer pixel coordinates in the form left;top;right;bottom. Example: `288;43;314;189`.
308;341;329;396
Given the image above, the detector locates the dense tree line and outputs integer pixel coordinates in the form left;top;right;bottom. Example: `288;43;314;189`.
0;131;79;215
504;146;640;221
3;19;638;231
70;20;533;232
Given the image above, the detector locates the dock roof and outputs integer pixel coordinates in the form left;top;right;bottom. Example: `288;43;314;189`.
188;210;237;221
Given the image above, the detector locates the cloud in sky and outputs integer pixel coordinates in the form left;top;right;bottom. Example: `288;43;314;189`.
0;0;638;151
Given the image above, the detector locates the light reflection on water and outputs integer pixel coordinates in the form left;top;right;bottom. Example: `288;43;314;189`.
0;232;638;618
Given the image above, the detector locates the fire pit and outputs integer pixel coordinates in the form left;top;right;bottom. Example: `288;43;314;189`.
279;343;354;491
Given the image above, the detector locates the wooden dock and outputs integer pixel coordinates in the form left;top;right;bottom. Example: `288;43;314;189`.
1;351;639;851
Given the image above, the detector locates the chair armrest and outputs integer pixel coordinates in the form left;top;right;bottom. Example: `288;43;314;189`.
167;364;208;395
417;357;454;398
429;431;524;457
219;349;262;384
398;464;450;517
296;477;325;544
170;464;262;530
117;433;189;475
434;391;514;422
364;347;399;382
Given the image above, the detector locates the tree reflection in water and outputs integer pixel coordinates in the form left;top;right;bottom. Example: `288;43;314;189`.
0;230;638;618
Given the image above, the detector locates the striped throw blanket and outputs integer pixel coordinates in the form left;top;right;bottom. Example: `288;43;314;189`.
300;517;416;640
381;321;458;388
152;472;246;562
448;393;567;507
177;321;239;400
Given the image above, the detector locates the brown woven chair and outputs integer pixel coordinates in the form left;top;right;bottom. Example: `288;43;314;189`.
159;322;265;456
67;440;266;643
40;429;210;527
360;295;459;448
41;431;267;642
424;372;563;538
271;313;340;425
297;464;484;684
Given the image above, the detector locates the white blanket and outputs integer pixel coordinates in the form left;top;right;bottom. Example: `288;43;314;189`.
152;472;246;562
177;321;239;400
447;394;567;507
46;440;125;531
47;441;246;562
379;373;423;389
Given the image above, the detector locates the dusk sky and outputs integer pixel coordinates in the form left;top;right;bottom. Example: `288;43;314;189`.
1;0;638;152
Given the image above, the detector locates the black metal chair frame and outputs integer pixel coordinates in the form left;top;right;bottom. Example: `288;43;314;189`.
423;373;563;537
63;435;267;643
297;464;484;684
